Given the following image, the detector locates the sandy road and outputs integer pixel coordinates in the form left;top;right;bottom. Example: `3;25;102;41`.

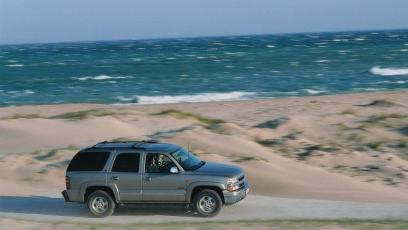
1;195;408;223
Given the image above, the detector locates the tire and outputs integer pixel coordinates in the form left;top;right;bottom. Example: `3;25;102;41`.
193;189;223;217
87;190;115;217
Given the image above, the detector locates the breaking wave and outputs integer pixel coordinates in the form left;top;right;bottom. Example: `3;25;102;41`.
370;66;408;76
116;91;256;104
74;75;130;81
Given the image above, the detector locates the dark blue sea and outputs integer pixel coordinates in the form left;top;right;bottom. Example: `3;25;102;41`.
1;30;407;106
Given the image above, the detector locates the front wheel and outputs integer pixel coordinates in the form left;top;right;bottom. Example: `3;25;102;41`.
193;189;223;217
87;190;115;217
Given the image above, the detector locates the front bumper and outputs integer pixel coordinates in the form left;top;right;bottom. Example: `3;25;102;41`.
61;190;70;202
223;181;249;205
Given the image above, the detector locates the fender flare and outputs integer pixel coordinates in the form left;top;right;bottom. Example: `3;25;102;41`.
185;181;225;203
80;182;120;203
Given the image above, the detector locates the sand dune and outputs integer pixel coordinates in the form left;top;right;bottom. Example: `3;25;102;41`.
1;91;408;202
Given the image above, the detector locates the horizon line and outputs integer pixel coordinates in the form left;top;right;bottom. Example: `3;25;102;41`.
1;27;407;47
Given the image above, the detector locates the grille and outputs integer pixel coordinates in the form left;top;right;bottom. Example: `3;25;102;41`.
238;175;245;181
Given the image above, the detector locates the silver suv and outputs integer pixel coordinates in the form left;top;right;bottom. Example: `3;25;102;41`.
62;140;249;217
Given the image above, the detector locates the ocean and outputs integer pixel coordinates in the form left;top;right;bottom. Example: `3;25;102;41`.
0;30;407;106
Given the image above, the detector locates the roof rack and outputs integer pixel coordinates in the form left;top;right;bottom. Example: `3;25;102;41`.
142;139;159;143
84;139;160;150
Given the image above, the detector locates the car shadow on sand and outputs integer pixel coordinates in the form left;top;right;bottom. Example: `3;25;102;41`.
0;196;198;218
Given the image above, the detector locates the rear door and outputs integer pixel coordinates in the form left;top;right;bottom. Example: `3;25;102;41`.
108;151;142;202
142;152;188;202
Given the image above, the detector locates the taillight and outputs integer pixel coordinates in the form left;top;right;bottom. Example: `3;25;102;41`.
65;176;70;189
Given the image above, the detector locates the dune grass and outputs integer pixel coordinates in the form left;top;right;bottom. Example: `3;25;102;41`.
363;113;407;124
33;145;78;161
49;109;120;121
154;109;225;130
358;99;399;107
2;109;132;121
1;113;45;120
254;116;289;129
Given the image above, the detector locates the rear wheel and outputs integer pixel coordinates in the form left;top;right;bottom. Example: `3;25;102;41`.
87;190;115;217
193;189;222;217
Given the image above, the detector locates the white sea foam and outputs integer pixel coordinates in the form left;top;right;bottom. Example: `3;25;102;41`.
370;66;408;76
302;89;326;95
5;64;24;67
117;91;256;104
332;39;349;42
23;90;35;94
75;75;129;81
314;59;329;63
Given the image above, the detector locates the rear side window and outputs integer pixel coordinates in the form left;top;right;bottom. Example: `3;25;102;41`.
67;151;110;172
112;153;140;173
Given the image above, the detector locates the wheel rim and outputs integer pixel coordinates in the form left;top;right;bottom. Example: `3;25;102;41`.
198;195;217;213
91;196;108;214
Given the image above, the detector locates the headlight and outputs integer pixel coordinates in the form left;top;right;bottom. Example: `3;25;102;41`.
226;178;239;192
227;183;240;192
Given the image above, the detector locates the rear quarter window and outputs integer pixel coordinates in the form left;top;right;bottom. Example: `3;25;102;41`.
67;151;110;172
112;153;140;172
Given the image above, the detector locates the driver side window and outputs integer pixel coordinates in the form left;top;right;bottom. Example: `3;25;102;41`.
145;153;175;173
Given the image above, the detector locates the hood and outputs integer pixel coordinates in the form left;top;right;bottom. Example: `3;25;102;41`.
195;162;243;178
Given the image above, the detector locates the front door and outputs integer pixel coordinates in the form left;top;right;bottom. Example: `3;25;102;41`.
142;153;187;202
109;152;142;202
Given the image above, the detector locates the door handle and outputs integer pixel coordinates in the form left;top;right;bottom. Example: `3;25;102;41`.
112;176;119;181
145;177;152;182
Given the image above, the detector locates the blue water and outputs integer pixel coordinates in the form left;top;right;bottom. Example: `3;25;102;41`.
1;30;408;106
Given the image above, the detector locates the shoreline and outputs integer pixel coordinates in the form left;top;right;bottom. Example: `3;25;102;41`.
1;88;407;110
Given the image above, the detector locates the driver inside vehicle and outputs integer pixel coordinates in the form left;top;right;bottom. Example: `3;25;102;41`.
145;153;175;173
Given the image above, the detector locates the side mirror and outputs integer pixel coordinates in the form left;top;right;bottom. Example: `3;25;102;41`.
170;166;179;174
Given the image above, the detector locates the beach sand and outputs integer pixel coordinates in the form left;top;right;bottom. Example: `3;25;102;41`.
1;90;408;202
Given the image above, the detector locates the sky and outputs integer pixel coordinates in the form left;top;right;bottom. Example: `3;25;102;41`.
0;0;407;45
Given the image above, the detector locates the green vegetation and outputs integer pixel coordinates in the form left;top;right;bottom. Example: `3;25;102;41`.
33;146;77;161
109;137;136;142
255;138;285;147
359;99;398;107
384;177;398;186
297;144;322;160
49;109;122;121
363;113;407;124
2;109;133;121
34;149;59;161
38;159;71;174
360;165;380;172
333;165;347;170
232;156;257;163
2;113;44;120
147;126;195;140
340;109;357;115
365;141;384;150
255;116;289;129
282;130;303;140
154;109;225;130
394;140;408;148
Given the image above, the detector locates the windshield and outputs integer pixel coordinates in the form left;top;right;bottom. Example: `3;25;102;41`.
170;148;204;171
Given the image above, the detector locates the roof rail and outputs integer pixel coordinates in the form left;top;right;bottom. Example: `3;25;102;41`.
87;141;108;149
132;141;145;149
142;139;159;143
